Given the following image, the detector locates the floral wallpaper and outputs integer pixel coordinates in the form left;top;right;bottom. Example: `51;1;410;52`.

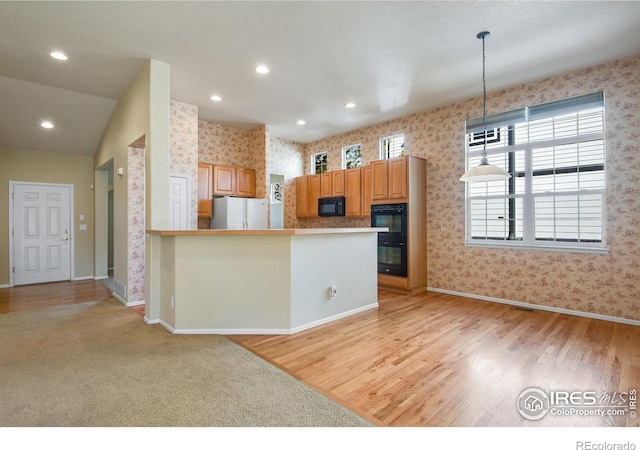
294;55;640;322
268;137;305;228
170;100;199;229
199;120;258;168
127;147;145;303
197;121;270;228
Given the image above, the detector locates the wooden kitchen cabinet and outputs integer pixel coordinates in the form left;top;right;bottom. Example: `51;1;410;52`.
371;156;408;202
235;168;256;198
320;172;332;198
212;165;235;196
344;167;361;217
296;174;320;218
320;170;345;198
388;157;408;199
361;165;372;216
332;170;345;197
212;165;255;197
198;163;213;218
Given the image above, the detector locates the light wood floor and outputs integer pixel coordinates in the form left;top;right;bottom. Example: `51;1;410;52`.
231;289;640;427
0;279;145;317
2;280;638;427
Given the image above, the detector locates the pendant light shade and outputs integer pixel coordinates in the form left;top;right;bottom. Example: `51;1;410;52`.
460;31;511;183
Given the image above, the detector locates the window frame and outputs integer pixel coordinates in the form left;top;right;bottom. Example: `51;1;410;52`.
463;92;609;254
311;151;328;174
379;133;405;159
342;143;362;169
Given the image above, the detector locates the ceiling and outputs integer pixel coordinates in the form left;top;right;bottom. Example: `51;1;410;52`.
1;1;639;157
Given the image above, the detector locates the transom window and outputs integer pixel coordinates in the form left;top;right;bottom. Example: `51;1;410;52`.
463;91;608;253
380;134;405;159
342;143;362;169
311;152;327;174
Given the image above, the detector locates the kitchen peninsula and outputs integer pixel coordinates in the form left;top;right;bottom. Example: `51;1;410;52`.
145;228;385;334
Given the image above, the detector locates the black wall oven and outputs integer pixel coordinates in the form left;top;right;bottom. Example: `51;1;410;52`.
371;203;408;277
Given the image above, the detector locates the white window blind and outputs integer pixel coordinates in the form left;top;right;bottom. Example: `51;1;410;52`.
464;92;607;252
380;134;405;159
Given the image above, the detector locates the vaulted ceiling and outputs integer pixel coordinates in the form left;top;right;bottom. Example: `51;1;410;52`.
1;1;639;156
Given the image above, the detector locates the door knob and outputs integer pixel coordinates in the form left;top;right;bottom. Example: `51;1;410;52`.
61;236;69;241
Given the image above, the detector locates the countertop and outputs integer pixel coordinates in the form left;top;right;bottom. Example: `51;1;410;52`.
146;227;388;236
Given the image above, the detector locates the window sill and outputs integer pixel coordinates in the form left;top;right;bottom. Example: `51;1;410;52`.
463;241;610;254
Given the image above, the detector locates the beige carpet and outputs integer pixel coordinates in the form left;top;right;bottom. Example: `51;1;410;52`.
0;298;372;427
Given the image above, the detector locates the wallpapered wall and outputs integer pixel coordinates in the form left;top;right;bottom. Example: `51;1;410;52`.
293;56;640;322
170;100;199;230
127;147;145;302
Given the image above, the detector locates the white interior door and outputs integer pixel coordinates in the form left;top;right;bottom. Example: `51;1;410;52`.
169;175;188;230
13;183;72;285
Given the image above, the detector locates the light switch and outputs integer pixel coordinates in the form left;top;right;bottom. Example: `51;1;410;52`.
79;224;88;231
79;214;85;221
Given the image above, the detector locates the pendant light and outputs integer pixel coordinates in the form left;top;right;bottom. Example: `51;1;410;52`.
460;31;511;182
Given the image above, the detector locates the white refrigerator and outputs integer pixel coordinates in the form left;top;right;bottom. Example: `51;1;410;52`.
210;197;268;230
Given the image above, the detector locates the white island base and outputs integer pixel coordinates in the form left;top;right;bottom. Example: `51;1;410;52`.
145;228;384;334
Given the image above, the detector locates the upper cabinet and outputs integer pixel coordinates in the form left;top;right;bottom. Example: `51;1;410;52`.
320;170;345;198
296;174;320;218
212;165;256;198
212;165;235;196
235;168;256;198
295;156;424;218
198;163;256;219
198;163;213;218
371;157;407;202
361;165;372;216
344;167;362;217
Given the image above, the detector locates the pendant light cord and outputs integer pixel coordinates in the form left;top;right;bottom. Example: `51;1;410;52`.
481;32;488;164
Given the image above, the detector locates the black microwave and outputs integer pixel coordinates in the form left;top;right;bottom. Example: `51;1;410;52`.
318;196;345;217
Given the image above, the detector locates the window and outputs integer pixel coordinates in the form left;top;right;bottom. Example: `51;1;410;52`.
380;134;405;159
463;91;607;253
311;152;327;174
342;144;362;169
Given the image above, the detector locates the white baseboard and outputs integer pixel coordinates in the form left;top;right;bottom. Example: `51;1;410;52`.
0;284;10;289
158;302;380;335
427;287;640;327
72;276;94;281
94;276;108;280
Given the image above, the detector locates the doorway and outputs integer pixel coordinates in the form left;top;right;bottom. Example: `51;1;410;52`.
10;181;74;286
269;174;284;229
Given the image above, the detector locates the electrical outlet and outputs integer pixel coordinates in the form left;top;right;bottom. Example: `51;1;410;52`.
170;296;175;308
329;286;337;299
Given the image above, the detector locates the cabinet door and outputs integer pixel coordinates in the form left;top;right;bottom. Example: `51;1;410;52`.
344;168;361;217
197;163;213;218
212;165;235;196
296;176;309;218
361;165;372;216
307;174;320;217
319;172;332;198
235;168;256;198
371;160;388;200
332;170;345;197
388;157;407;199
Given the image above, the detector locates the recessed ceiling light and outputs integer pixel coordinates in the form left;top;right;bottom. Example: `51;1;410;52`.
210;95;222;102
255;65;270;74
41;121;54;129
297;120;306;125
345;102;356;109
50;51;68;61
